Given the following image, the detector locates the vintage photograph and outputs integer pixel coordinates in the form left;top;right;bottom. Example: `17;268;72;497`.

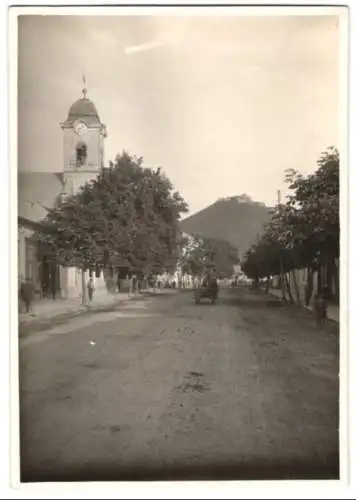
14;5;345;483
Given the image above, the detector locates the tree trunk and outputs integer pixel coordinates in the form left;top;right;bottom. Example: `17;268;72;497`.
279;253;287;301
284;273;294;303
291;268;301;306
81;267;88;305
326;253;336;302
305;267;314;306
326;261;333;295
291;249;302;306
317;261;322;295
334;259;339;303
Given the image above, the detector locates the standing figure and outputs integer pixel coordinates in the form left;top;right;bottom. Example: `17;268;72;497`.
313;286;329;327
132;273;137;294
20;278;35;313
87;277;95;303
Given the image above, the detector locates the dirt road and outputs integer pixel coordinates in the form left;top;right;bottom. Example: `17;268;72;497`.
19;287;339;481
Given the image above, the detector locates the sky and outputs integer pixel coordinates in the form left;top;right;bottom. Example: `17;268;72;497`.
17;12;340;216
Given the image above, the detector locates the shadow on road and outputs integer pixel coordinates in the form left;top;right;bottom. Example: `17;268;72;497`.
21;455;339;482
225;287;338;333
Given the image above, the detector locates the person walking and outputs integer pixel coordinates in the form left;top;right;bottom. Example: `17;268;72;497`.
20;278;35;314
87;277;95;303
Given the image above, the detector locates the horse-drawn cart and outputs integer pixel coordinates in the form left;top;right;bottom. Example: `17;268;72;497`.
194;278;218;305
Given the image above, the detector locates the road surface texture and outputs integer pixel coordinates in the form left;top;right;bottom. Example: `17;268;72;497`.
19;287;339;482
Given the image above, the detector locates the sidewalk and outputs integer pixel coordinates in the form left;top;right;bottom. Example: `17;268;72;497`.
19;290;132;325
268;288;339;323
18;287;180;335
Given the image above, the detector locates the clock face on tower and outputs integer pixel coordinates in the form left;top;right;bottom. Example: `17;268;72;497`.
73;120;88;135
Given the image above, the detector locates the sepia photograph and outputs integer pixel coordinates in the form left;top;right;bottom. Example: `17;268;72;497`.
11;4;347;486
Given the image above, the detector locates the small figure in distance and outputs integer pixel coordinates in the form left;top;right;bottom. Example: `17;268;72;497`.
87;277;95;303
313;285;329;328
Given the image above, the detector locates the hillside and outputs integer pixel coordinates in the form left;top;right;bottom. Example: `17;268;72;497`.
180;195;272;259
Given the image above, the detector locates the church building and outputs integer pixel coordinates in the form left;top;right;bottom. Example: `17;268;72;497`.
18;81;108;299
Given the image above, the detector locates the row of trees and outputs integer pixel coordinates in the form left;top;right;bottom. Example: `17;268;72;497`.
36;152;189;298
241;147;339;304
180;233;239;278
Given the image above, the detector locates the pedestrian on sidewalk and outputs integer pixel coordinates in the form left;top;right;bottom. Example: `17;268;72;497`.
20;278;35;314
87;277;95;303
313;286;329;328
132;273;137;294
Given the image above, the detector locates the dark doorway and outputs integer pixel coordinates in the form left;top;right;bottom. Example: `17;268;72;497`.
40;259;60;299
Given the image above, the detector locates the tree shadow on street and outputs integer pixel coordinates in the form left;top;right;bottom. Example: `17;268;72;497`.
21;454;339;482
228;287;339;336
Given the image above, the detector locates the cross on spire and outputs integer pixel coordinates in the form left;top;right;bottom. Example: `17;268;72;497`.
82;72;87;98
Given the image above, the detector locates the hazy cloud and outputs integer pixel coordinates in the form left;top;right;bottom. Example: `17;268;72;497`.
124;39;166;55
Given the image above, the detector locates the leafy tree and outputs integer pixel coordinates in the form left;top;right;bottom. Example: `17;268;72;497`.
284;147;339;295
180;235;209;277
36;151;188;302
242;147;339;302
181;234;239;278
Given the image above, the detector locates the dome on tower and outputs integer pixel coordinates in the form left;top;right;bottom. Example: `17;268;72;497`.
61;76;103;128
68;97;99;120
66;97;101;126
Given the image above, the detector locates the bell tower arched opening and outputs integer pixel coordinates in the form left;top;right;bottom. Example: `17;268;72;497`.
75;142;87;167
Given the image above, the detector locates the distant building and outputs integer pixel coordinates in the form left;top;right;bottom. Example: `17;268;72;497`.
18;82;108;299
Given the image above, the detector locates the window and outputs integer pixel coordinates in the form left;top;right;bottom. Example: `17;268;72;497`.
76;142;87;166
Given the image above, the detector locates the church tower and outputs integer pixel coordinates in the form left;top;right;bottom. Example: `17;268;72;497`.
60;77;107;196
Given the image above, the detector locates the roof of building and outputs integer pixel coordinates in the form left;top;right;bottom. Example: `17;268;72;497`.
18;172;63;223
65;97;101;126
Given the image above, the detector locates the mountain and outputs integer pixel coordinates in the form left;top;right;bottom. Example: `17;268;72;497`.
180;195;272;259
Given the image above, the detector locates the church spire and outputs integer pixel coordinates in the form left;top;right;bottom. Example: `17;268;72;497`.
82;72;88;99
